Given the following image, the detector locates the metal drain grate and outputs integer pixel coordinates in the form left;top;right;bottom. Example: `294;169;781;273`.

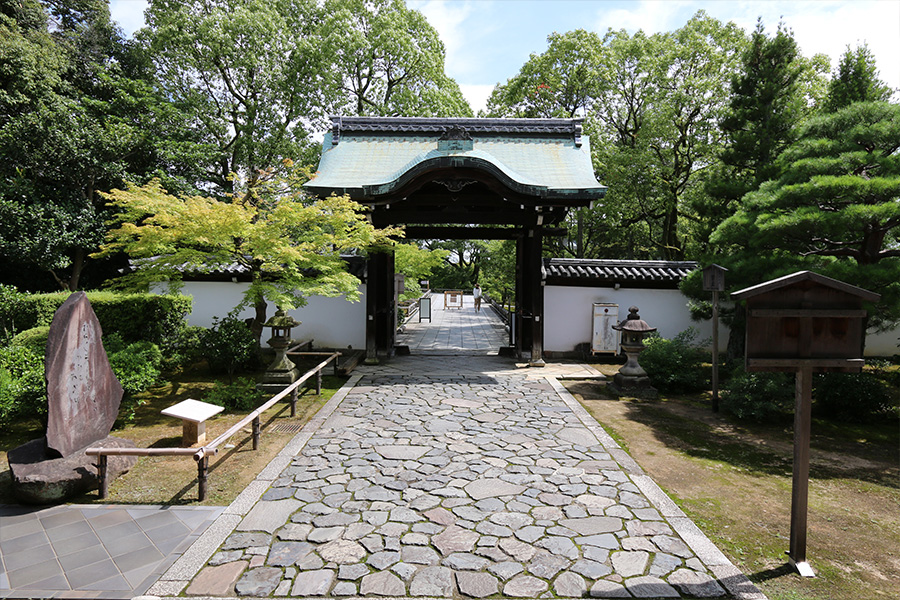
268;422;305;433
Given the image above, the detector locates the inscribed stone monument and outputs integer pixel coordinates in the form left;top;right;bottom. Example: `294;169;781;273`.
45;291;124;457
7;292;136;503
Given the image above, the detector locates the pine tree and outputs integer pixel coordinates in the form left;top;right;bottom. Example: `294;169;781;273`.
700;20;805;230
824;43;892;112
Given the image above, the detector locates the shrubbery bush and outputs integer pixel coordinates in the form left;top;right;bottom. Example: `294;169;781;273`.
721;368;794;421
814;371;895;422
0;330;165;425
0;346;46;425
105;333;164;422
204;377;262;412
199;315;258;379
10;326;50;354
0;284;25;341
639;328;709;393
160;325;205;373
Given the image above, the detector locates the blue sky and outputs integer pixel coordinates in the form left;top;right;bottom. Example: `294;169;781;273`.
111;0;900;113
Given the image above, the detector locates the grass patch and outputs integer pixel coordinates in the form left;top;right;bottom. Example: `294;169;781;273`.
0;367;347;506
566;379;900;600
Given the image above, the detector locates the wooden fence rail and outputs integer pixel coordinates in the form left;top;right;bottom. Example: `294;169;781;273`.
86;351;340;501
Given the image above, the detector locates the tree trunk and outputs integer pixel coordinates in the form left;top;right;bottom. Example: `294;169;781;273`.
661;200;682;260
251;293;267;349
67;247;85;291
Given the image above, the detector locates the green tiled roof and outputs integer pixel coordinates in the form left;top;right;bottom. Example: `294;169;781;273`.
305;117;606;202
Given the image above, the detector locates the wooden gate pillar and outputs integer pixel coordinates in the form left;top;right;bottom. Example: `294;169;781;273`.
528;226;545;366
365;250;396;364
516;226;544;366
515;233;526;358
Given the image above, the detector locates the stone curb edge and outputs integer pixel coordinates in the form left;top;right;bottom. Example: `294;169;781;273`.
547;376;769;600
141;373;365;598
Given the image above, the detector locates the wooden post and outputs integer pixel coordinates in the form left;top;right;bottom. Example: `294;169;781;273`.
711;289;720;412
252;416;260;450
527;225;545;367
290;387;298;417
197;456;208;501
316;368;322;396
789;366;815;577
514;232;525;358
97;454;108;499
365;254;379;364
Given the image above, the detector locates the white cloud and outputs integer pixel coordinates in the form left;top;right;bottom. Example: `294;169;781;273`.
784;1;900;91
593;0;690;35
459;83;497;115
109;0;148;37
592;1;899;92
409;0;477;77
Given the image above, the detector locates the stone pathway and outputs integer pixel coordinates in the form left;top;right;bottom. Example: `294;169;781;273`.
147;356;765;599
396;294;508;355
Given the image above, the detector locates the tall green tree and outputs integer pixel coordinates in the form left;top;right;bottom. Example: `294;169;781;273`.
638;13;746;259
698;20;827;246
140;0;330;197
0;0;166;290
712;101;900;326
322;0;470;117
486;13;746;260
485;29;603;119
0;0;61;127
824;43;892;112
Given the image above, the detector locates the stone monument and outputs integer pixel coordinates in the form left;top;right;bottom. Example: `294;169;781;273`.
7;292;137;503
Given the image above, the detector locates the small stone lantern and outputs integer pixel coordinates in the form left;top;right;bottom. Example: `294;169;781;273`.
257;308;301;394
609;306;658;398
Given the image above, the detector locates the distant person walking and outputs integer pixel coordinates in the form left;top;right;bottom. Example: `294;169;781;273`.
473;283;482;312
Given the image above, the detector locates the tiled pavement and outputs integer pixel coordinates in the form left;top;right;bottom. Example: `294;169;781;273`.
0;504;222;598
145;355;767;599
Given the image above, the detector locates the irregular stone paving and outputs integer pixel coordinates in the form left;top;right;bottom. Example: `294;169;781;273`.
186;357;759;598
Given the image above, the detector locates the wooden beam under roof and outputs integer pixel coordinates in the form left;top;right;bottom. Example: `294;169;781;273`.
402;226;566;240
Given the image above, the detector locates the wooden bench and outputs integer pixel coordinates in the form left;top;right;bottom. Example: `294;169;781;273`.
161;399;224;447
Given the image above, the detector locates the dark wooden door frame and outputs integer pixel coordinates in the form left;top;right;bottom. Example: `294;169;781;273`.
366;224;551;366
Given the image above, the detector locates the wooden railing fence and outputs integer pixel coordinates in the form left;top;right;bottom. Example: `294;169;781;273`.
86;350;340;501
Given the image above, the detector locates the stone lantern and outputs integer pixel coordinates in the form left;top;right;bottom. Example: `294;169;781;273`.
609;306;658;398
257;308;301;394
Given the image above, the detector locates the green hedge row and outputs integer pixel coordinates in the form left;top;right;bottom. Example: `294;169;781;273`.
1;291;192;344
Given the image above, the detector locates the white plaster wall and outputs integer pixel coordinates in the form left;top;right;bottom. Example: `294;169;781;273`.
544;285;720;353
544;284;897;357
152;281;367;349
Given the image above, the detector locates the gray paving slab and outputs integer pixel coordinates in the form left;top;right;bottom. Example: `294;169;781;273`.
0;504;222;599
163;355;767;599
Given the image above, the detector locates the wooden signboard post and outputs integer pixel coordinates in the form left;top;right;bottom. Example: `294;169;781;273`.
732;271;879;577
703;264;727;412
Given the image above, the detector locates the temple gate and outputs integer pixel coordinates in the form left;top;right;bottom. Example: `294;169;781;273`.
305;116;606;365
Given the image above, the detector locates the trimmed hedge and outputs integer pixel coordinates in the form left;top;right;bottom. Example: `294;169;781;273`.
10;326;50;354
0;345;46;425
0;292;191;344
